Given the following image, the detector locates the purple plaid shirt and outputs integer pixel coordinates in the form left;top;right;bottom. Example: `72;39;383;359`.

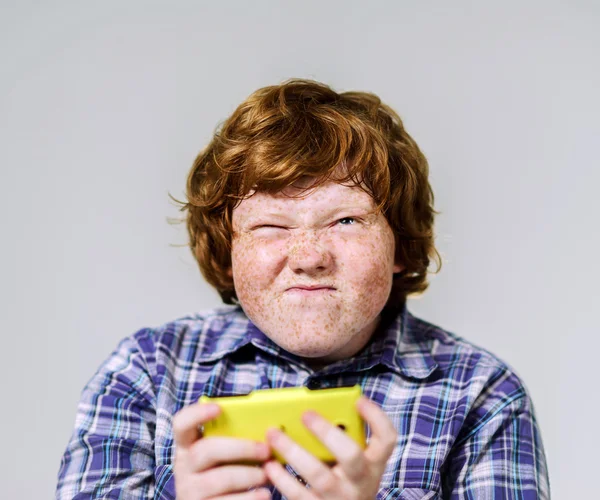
56;304;550;499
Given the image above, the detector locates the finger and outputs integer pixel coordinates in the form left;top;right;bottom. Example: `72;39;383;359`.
356;397;397;464
197;465;268;498
265;428;335;496
217;488;272;500
264;461;314;500
187;437;271;471
301;410;366;481
173;402;221;448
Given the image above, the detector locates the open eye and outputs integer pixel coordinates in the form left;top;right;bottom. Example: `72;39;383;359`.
337;217;357;225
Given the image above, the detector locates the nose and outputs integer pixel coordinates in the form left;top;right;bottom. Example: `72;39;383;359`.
287;232;333;275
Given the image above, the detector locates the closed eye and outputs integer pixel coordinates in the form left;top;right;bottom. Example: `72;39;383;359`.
253;224;287;230
250;224;290;236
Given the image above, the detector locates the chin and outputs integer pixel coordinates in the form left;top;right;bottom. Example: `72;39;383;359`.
271;330;351;359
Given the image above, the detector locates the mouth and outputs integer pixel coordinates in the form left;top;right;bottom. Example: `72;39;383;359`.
286;285;336;295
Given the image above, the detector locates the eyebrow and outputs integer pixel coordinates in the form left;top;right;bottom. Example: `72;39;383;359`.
243;206;376;225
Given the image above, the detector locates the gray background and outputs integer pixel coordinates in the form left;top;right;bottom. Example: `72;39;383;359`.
1;1;598;497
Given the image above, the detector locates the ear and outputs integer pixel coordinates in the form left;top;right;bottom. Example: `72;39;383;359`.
226;267;233;278
393;262;404;274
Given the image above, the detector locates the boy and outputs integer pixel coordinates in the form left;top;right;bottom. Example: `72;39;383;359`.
57;79;549;499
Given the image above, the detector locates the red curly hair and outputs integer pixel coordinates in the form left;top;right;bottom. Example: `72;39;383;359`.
171;79;441;306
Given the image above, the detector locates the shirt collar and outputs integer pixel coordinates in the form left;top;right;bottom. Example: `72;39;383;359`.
369;305;439;379
196;304;438;380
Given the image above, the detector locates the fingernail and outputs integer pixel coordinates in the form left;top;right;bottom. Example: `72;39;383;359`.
302;411;317;425
256;442;270;457
202;403;220;413
266;428;281;444
356;396;369;409
264;460;278;473
254;487;272;499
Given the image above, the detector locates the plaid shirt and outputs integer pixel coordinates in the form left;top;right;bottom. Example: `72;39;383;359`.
56;304;550;499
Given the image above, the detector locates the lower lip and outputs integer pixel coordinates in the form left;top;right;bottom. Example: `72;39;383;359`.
286;288;335;296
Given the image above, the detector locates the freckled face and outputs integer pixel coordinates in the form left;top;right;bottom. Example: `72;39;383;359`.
230;181;402;364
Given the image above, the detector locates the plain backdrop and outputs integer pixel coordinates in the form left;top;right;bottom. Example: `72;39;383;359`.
1;1;598;497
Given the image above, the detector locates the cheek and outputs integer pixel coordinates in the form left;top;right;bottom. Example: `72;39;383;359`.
231;239;285;292
343;232;396;295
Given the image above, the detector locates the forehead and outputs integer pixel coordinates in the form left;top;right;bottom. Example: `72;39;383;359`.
232;181;376;218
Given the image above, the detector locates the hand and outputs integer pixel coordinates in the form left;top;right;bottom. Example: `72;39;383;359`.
173;402;272;500
262;396;397;500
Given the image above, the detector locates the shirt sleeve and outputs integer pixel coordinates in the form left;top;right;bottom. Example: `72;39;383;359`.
442;391;550;499
56;333;157;499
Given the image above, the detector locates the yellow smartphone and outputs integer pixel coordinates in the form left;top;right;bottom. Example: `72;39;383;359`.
198;385;366;464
